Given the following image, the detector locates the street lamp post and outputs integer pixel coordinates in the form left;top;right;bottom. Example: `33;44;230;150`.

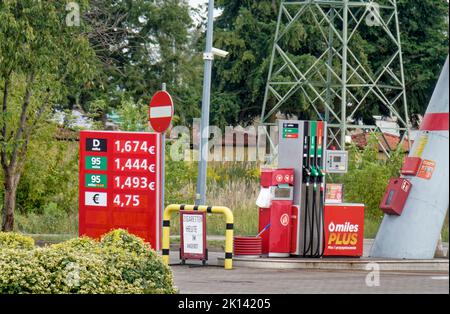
195;0;215;206
195;0;229;205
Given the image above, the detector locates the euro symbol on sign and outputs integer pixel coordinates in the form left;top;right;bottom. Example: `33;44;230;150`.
93;194;100;204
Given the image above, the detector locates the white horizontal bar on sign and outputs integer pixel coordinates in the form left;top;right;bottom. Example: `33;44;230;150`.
150;106;172;118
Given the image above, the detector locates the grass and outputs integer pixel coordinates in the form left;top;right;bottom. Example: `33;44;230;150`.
169;177;260;237
364;217;383;239
15;211;78;235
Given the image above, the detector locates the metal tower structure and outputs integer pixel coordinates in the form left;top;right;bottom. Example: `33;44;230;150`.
261;0;411;151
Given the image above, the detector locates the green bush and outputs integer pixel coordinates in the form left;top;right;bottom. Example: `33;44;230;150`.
334;136;404;221
0;232;35;250
0;230;176;294
0;249;51;294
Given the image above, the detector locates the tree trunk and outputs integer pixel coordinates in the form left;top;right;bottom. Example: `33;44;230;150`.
2;173;18;232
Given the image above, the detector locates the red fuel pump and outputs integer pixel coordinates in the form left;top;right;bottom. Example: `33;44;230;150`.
257;169;294;257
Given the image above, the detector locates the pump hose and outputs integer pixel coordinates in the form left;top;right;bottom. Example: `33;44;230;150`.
312;182;323;257
312;183;325;257
319;185;326;257
302;180;312;257
310;182;317;257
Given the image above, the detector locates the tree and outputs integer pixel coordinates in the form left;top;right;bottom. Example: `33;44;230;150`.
0;0;96;231
212;0;449;126
396;0;448;117
69;0;202;127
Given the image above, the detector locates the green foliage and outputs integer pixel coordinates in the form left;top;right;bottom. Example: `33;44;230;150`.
212;0;449;125
392;0;448;116
0;248;51;294
0;0;97;230
14;206;78;235
100;229;151;254
0;232;34;250
117;98;149;132
334;136;404;221
15;135;79;215
0;230;176;294
165;147;197;206
78;0;202;127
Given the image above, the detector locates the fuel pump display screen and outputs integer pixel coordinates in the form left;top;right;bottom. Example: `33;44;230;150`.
326;150;349;174
273;187;293;200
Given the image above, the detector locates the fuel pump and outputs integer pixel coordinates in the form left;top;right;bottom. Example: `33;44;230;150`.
275;119;366;258
303;121;325;257
279;120;326;257
257;168;295;257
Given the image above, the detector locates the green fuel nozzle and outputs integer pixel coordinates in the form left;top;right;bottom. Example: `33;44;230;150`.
310;166;319;177
317;167;324;177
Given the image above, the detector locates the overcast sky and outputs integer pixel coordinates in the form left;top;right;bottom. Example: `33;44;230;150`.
189;0;207;8
188;0;222;22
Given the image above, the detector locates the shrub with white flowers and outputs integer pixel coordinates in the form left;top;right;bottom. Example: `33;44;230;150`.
0;230;176;294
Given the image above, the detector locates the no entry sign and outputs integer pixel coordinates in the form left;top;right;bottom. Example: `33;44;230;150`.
79;131;162;250
149;91;174;133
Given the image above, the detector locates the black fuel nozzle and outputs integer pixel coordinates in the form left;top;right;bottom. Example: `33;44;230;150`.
303;165;311;178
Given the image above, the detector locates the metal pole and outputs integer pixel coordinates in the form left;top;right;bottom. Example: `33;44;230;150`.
196;0;215;205
161;83;167;225
261;1;284;123
340;1;349;150
393;0;412;147
325;7;335;123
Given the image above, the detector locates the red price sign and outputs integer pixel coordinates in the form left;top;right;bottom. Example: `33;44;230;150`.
79;131;162;250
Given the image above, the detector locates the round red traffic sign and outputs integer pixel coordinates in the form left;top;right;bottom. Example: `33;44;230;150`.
149;91;174;133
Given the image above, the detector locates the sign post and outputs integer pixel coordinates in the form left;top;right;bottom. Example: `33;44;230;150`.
149;86;174;235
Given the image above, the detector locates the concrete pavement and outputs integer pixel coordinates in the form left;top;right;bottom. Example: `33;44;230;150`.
172;265;449;294
169;251;449;294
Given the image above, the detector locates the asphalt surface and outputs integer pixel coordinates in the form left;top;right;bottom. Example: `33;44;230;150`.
172;265;449;294
170;251;449;294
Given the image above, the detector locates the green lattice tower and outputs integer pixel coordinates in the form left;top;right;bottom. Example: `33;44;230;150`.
261;0;411;153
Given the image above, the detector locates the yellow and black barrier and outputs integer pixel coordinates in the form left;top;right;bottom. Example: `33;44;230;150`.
162;204;234;270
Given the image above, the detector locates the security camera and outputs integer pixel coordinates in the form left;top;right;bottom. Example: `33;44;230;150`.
212;47;229;58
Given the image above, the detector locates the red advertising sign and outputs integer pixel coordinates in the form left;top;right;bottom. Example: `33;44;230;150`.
325;183;344;204
149;91;174;133
417;159;436;180
79;131;162;250
324;203;365;257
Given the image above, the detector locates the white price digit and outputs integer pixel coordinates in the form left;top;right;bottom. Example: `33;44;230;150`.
140;142;148;152
113;195;121;206
124;141;132;152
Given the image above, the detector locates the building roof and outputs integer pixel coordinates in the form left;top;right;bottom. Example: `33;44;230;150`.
351;132;412;152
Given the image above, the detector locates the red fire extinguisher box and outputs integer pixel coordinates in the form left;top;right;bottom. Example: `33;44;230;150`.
324;203;365;257
380;178;412;216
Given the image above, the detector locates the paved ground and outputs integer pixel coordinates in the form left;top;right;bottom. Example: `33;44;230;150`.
170;252;449;294
172;266;449;294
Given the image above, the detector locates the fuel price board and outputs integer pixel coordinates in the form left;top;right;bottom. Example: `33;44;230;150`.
79;131;162;250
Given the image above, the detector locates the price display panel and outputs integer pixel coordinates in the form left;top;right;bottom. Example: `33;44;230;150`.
79;131;162;250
